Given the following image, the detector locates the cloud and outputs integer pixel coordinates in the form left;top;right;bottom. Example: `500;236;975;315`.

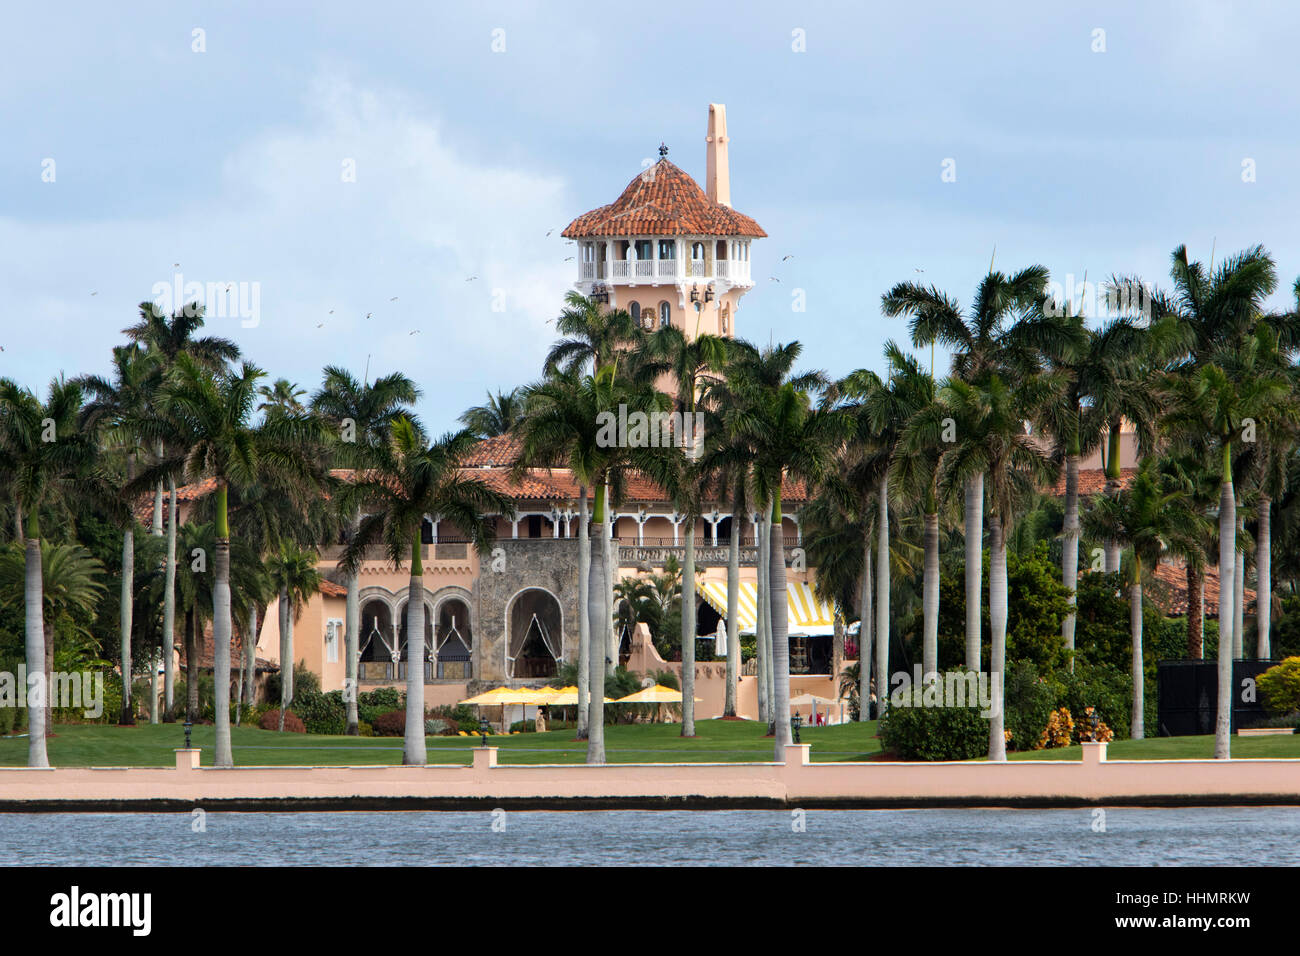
0;72;576;429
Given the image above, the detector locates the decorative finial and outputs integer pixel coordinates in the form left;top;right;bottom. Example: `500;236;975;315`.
658;142;668;159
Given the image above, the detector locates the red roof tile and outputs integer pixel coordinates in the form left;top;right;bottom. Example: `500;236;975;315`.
562;159;766;239
1051;467;1136;497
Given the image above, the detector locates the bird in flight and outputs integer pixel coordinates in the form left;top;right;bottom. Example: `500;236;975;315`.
546;229;554;237
781;254;794;261
466;275;478;282
365;312;372;319
564;256;574;261
316;323;325;329
173;263;180;268
328;309;334;314
389;296;398;301
409;330;421;336
768;276;780;283
90;291;98;296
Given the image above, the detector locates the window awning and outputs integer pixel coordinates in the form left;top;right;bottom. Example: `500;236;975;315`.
696;581;836;637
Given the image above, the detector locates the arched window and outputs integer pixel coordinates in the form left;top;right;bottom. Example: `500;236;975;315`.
630;302;641;325
691;242;705;260
659;301;671;328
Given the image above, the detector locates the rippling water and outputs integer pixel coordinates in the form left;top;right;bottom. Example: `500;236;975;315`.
2;807;1297;866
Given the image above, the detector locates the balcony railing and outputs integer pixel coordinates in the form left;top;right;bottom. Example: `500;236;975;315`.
583;259;750;285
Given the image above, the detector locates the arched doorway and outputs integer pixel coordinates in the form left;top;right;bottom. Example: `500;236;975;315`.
506;588;563;679
358;599;396;682
435;597;473;679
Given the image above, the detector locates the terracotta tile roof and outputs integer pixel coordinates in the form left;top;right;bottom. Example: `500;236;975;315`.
178;622;277;673
562;159;766;238
318;580;347;598
1148;558;1254;619
1051;467;1136;497
134;476;219;525
462;432;524;467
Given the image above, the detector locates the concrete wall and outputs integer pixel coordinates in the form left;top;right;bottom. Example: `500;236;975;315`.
2;744;1297;809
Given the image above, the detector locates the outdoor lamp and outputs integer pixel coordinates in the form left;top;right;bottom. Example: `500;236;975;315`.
791;711;802;744
479;715;491;741
183;719;193;750
1089;707;1100;737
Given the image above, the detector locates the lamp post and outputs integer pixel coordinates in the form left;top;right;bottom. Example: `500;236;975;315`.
791;711;802;744
183;719;192;750
478;715;491;742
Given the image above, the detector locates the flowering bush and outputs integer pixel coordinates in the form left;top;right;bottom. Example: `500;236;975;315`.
259;709;305;733
1036;707;1074;749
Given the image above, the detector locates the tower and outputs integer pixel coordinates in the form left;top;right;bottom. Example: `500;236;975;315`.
561;104;765;341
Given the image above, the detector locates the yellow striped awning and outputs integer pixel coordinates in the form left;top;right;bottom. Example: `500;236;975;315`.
695;581;835;637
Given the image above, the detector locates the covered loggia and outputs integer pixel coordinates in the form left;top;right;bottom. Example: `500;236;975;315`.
506;588;563;679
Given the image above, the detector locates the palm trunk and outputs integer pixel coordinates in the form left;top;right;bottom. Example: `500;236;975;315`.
875;476;890;715
1257;495;1271;659
1214;468;1235;760
149;647;159;724
723;506;740;717
1062;453;1080;671
277;586;290;732
244;607;257;710
1103;422;1122;574
184;608;199;723
964;474;983;669
24;529;49;768
832;610;845;689
345;515;360;735
233;642;243;723
162;477;177;721
403;535;428;766
1233;517;1245;659
681;517;697;736
859;536;872;722
44;619;53;738
769;494;792;757
212;532;234;769
1187;563;1204;658
1130;577;1144;740
119;452;136;725
586;483;608;764
755;511;770;724
987;513;1008;761
576;485;590;738
922;509;939;680
604;510;616;676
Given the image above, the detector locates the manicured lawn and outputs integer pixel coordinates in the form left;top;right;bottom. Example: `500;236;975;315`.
0;719;883;767
1;721;1295;767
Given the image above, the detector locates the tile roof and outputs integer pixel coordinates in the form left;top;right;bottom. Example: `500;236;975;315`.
1051;467;1136;497
1148;558;1254;619
562;159;766;239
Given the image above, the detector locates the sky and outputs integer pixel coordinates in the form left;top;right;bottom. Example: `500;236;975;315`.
3;0;1299;432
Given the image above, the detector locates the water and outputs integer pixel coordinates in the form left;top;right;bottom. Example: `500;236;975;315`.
1;807;1297;866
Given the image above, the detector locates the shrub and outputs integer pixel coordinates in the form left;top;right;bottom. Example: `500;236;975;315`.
425;718;454;735
264;661;321;705
0;706;14;735
371;709;406;737
294;688;347;736
358;687;403;725
1076;706;1114;743
1257;657;1300;716
259;709;305;733
878;680;988;761
428;704;479;733
357;721;373;737
1055;664;1132;740
1037;708;1074;749
1004;661;1056;752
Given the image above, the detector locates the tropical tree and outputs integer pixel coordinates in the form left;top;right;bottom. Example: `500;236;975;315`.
133;356;324;767
78;343;163;723
123;300;240;721
312;366;420;734
459;387;526;439
265;543;322;729
935;374;1057;760
257;379;308;415
339;421;511;765
0;377;103;767
883;265;1050;670
1082;461;1206;737
727;343;847;756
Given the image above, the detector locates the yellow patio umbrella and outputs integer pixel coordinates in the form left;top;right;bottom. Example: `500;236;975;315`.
460;686;536;706
614;684;701;704
542;686;614;705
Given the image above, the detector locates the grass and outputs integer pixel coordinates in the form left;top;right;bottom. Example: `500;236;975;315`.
1;721;1296;767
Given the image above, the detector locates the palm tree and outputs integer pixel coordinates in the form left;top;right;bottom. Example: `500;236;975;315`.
1025;300;1157;667
937;374;1057;760
312;366;420;734
544;290;640;377
841;342;936;684
257;379;307;415
123;300;240;721
459;388;526;438
339;420;511;766
78;343;163;724
0;541;106;732
640;324;727;737
134;355;323;767
883;266;1050;670
1163;331;1290;759
728;344;847;756
1083;461;1206;737
265;543;321;729
0;377;103;766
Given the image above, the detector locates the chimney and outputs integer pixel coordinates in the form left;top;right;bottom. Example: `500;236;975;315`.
705;103;731;207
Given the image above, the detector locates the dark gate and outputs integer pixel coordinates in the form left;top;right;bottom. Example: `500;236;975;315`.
1156;659;1278;736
